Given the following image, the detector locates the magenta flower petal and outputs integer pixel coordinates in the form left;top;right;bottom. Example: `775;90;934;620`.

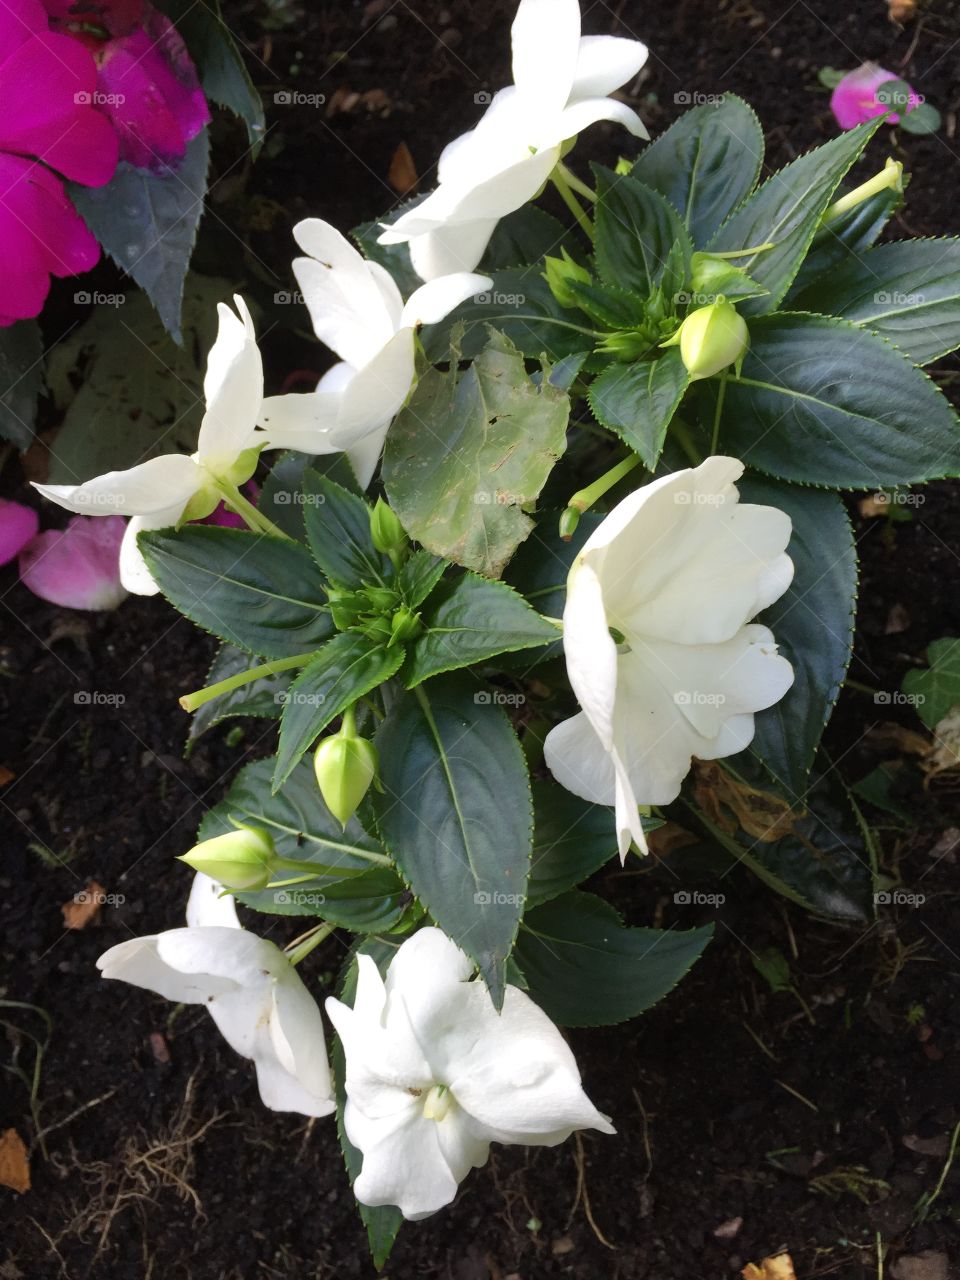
0;28;118;185
0;499;39;566
200;482;261;530
19;514;127;609
0;0;49;64
831;62;920;129
0;153;100;324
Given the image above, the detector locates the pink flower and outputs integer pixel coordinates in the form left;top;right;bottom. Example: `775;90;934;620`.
45;0;210;172
19;514;126;609
0;499;39;565
831;62;921;130
200;481;261;531
0;0;118;324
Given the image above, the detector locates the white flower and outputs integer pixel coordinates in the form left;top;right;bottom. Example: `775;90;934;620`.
255;219;490;487
98;873;334;1117
377;0;649;280
33;297;264;596
544;456;795;860
325;926;613;1221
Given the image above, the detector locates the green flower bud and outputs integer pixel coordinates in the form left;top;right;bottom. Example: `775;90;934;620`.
362;585;400;613
178;823;275;891
389;604;422;645
614;156;633;176
314;733;379;828
543;248;591;309
370;498;407;556
665;299;748;380
327;588;366;631
595;329;650;362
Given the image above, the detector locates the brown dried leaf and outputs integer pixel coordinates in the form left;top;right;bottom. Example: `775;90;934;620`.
864;723;934;757
694;761;804;842
0;765;14;787
888;0;917;22
0;1129;30;1194
924;708;960;778
61;879;105;930
647;821;699;859
742;1253;797;1280
388;141;418;195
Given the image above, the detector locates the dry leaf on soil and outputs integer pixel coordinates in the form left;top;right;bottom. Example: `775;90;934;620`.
61;879;106;930
694;761;804;842
388;141;418;194
742;1252;797;1280
0;1129;30;1194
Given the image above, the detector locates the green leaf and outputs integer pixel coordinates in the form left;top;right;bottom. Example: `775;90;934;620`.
788;181;902;299
186;642;288;745
900;102;941;135
791;239;960;366
719;313;960;488
593;166;692;296
516;891;712;1027
397;551;446;609
197;757;388;887
70;131;210;342
333;949;404;1267
240;867;408;932
630;94;764;247
739;478;856;794
371;677;533;1005
564;279;648;330
708;119;882;315
405;573;559;688
44;277;229;482
481;206;571;270
527;781;623;907
302;470;391;588
274;633;404;789
0;320;42;448
902;637;960;728
420;269;591;364
139;526;333;658
588;349;689;468
155;0;265;151
384;328;570;577
259;451;360;540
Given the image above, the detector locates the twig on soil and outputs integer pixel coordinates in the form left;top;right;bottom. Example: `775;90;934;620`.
33;1087;118;1147
774;1079;819;1112
566;1132;616;1249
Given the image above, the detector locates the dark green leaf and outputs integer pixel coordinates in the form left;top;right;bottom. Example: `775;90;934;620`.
593;167;692;296
739;477;856;794
792;239;960;365
384;329;570;577
481;206;571;270
788;181;902;299
564;279;648;330
236;867;408;932
302;470;391;588
259;452;360;540
274;633;404;789
371;677;533;1005
140;526;333;657
528;781;622;907
516;891;712;1027
900;103;941;135
70;130;210;342
0;320;42;448
631;94;764;246
708;120;881;314
397;551;446;609
588;349;689;468
902;637;960;728
720;313;960;488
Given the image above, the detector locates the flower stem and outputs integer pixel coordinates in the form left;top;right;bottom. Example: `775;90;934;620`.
821;157;903;226
707;243;776;259
560;453;642;539
551;167;595;241
670;417;703;466
556;162;597;203
179;652;315;712
216;482;293;540
710;370;728;455
286;922;334;966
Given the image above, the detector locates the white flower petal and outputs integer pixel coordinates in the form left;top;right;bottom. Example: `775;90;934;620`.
97;929;242;1003
256;385;344;454
543;712;616;807
562;559;619;750
511;0;581;118
401;273;493;329
571;35;649;101
545;94;649;147
347;424;390;490
292;219;398;367
330;329;416;446
198;298;264;471
347;1099;461;1220
33;453;200;518
119;503;190;596
263;979;334;1114
409;218;502;280
185;872;241;929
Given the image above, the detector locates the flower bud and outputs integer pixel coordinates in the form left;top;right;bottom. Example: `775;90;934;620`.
370;498;407;556
327;588;366;631
314;733;379;828
389;604;422;645
666;299;748;380
543;248;591;309
178;823;275;891
595;328;649;362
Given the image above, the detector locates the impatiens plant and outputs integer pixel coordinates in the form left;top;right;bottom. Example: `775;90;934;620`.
33;0;960;1261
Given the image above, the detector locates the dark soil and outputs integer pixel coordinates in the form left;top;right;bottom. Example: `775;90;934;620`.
3;2;960;1278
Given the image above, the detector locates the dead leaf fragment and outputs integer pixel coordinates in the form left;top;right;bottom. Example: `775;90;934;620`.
0;1129;30;1193
694;761;804;842
150;1032;171;1064
743;1254;796;1280
714;1215;744;1239
888;0;917;22
388;141;418;194
61;879;106;929
0;765;14;787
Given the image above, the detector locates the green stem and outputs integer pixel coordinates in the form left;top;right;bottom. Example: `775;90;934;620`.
551;168;595;241
710;370;728;455
179;652;315;712
560;453;642;538
273;847;392;872
707;242;776;259
286;923;334;966
822;158;903;226
216;482;293;540
556;162;597;203
670;417;703;466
